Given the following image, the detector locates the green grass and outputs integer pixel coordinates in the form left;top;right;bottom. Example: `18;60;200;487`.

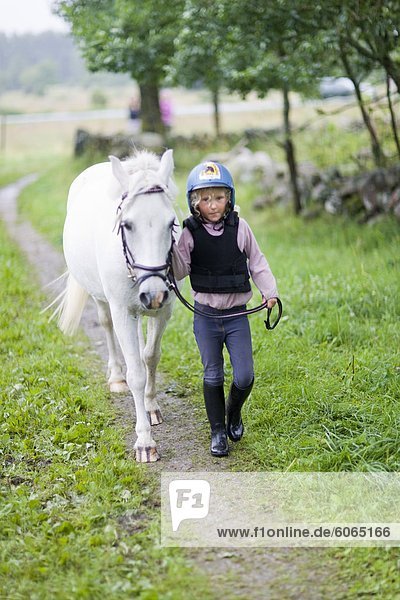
0;154;47;188
17;155;87;248
250;210;399;469
2;142;400;597
0;222;213;599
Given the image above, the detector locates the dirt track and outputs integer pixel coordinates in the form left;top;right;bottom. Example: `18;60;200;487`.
0;178;347;600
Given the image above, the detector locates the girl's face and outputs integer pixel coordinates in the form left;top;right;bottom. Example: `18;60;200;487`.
197;187;229;223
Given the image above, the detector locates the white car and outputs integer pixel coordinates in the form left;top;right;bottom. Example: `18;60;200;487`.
319;77;355;98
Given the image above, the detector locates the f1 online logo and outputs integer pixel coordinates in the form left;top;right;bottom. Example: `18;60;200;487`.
169;480;211;531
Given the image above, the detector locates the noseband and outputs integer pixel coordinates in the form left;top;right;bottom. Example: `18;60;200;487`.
117;187;174;287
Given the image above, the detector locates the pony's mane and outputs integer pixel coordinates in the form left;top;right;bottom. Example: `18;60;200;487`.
124;149;161;177
115;150;177;225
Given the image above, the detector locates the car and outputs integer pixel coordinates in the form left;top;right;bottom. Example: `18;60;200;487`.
319;77;355;98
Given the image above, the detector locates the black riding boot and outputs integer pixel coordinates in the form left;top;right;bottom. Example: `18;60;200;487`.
226;379;254;442
203;381;229;457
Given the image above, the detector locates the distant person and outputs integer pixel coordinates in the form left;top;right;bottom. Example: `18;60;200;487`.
127;96;141;135
160;92;173;131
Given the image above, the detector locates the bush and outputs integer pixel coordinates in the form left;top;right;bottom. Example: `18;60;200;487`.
90;89;108;109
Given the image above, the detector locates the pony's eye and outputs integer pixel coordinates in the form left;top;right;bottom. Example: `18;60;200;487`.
121;220;132;231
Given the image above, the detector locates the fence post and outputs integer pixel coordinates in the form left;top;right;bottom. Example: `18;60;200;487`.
0;114;6;152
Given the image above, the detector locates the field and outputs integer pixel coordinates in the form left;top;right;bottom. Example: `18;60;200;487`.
1;93;399;597
0;82;369;159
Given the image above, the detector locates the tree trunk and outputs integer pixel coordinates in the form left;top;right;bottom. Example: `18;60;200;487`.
340;45;385;167
386;73;400;160
382;55;400;94
212;87;221;137
139;81;164;134
282;84;302;214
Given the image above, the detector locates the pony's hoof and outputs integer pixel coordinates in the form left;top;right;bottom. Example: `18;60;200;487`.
135;446;160;462
147;409;163;425
109;380;129;393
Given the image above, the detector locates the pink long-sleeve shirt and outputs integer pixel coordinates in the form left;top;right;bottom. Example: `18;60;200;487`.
172;217;278;310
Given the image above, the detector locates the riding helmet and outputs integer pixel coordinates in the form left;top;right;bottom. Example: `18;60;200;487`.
186;161;235;214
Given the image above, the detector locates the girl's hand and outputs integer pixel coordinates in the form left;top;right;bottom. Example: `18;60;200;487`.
263;296;277;309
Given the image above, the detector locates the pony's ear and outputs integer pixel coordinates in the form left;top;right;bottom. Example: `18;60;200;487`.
158;149;174;185
109;155;129;192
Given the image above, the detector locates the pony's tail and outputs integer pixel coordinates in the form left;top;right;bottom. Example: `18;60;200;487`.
46;272;89;335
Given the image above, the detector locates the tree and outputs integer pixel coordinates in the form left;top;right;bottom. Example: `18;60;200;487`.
338;40;385;166
329;0;400;93
0;32;85;93
310;22;386;168
310;0;400;167
169;1;231;136
224;0;399;200
386;72;400;159
55;0;184;133
220;1;327;214
19;59;58;95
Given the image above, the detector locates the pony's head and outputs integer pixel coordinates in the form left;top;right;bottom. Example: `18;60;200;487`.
110;149;178;311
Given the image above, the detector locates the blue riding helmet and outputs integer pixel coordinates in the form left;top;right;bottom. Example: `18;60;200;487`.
186;161;236;214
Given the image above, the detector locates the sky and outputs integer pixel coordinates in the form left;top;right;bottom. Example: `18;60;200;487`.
1;0;70;35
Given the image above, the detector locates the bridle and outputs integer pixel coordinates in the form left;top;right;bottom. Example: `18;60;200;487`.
117;189;282;330
117;186;174;288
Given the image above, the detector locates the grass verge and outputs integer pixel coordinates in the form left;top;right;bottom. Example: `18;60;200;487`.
0;221;212;599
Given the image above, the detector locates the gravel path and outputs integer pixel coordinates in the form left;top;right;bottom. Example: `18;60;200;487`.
0;178;347;600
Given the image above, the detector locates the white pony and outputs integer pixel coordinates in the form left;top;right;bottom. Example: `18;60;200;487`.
55;149;180;462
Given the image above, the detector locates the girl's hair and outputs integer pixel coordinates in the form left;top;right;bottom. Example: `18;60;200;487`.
190;186;231;218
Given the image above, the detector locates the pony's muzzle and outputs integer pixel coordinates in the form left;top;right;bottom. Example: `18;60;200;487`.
139;290;169;310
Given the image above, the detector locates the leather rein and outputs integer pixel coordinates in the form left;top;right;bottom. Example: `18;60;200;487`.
167;268;282;330
117;189;282;330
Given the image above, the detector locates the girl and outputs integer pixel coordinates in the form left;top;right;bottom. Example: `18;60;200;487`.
172;161;278;457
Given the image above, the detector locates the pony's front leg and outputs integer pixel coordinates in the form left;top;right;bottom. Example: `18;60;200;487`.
94;299;128;393
143;307;171;425
109;304;159;462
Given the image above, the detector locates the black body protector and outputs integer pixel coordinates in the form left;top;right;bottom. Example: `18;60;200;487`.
183;211;251;294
